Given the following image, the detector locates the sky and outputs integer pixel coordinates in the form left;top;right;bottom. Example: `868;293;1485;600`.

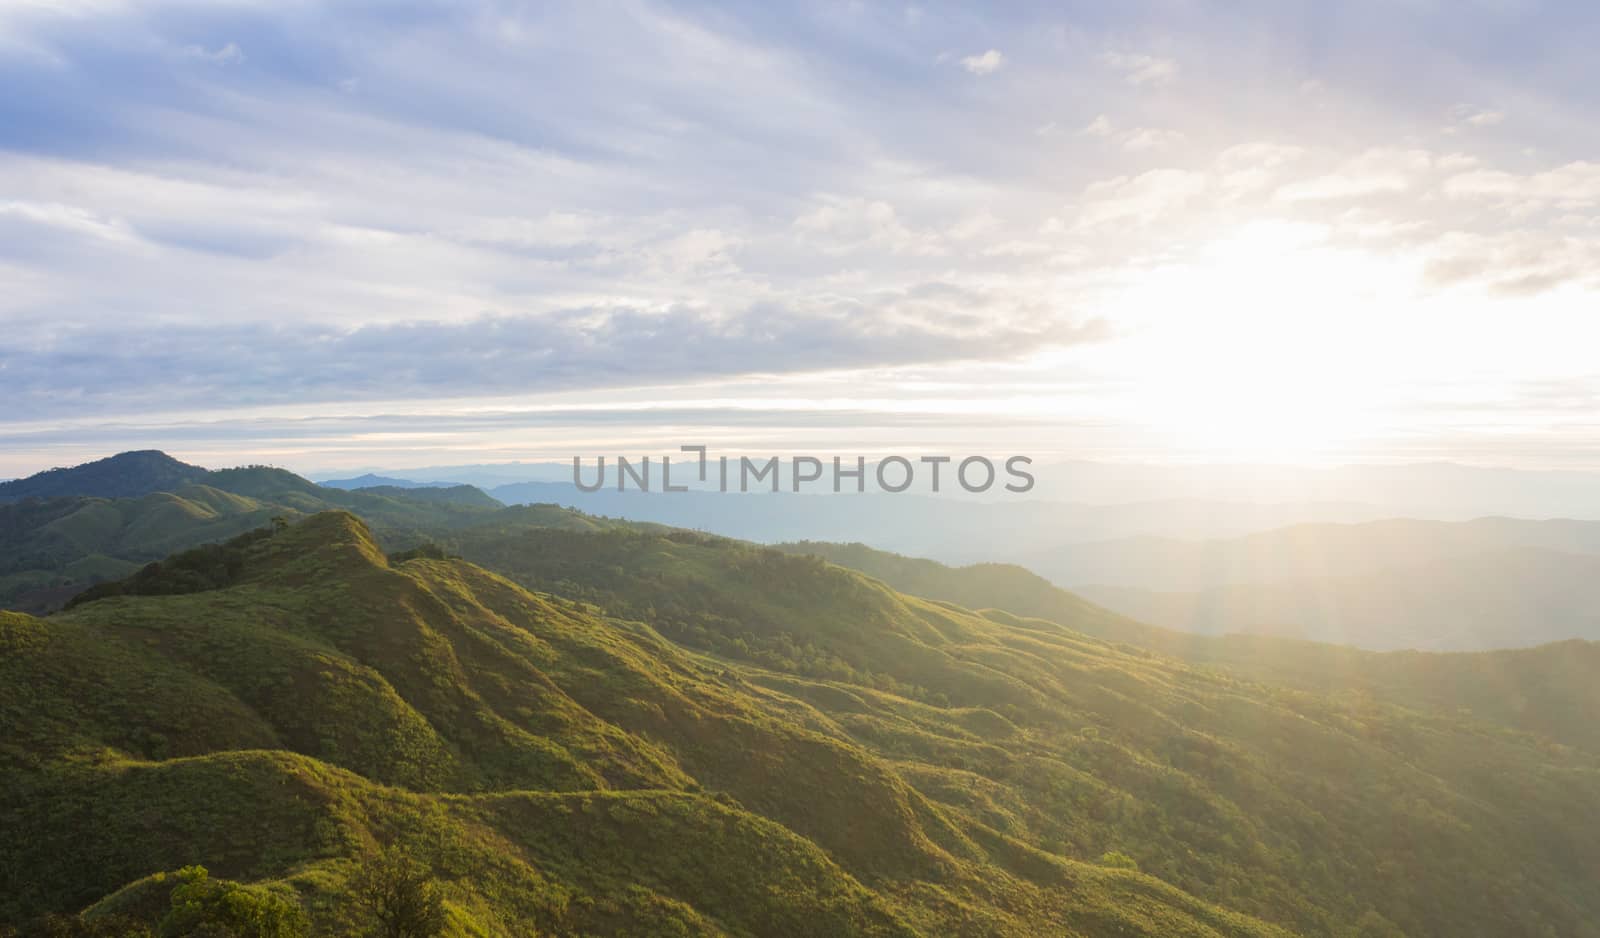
3;0;1600;475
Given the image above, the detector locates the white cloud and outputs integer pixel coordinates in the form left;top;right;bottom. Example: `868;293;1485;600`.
1443;161;1600;207
1082;114;1114;137
959;49;1004;75
1099;51;1178;86
1274;148;1432;201
1216;142;1306;192
792;197;942;256
1077;169;1208;226
1121;128;1185;152
1079;116;1183;151
1449;104;1506;131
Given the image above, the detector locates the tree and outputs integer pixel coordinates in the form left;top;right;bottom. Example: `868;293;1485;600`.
158;866;306;937
1098;851;1140;871
348;846;446;938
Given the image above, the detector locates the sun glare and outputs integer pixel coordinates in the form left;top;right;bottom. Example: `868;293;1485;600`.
1102;221;1404;462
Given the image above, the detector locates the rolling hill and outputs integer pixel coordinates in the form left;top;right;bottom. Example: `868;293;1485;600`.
0;455;503;614
5;512;1599;936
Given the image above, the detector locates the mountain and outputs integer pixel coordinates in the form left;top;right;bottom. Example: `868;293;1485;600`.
488;482;1395;560
0;455;503;614
347;457;1600;518
1009;459;1600;519
0;451;210;503
772;539;1600;753
316;473;451;490
6;511;1599;937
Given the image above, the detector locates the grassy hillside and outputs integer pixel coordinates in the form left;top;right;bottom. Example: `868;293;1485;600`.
4;513;1307;938
432;518;1600;936
7;511;1600;935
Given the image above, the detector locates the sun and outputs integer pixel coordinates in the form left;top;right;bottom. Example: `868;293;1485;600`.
1097;221;1407;463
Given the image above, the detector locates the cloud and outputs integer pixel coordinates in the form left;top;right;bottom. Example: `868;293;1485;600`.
179;41;243;65
1443;161;1600;207
1274;148;1432;201
1422;229;1597;297
1077;169;1208;226
1216;142;1306;192
1078;116;1183;151
1099;51;1178;86
0;297;1106;421
1448;104;1505;131
2;0;1599;467
1082;115;1114;137
958;49;1004;75
1121;128;1185;152
791;197;942;256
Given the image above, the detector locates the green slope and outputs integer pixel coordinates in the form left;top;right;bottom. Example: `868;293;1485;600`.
3;513;1307;937
438;518;1600;935
8;512;1600;936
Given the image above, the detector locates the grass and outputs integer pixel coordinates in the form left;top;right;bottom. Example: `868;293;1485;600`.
3;512;1598;936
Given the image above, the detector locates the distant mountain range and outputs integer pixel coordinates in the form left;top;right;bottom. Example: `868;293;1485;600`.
317;473;454;490
308;457;1600;519
484;481;1395;558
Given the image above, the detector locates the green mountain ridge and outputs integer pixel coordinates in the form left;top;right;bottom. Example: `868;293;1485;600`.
0;456;503;614
10;511;1593;935
4;458;1600;936
0;451;212;503
4;512;1312;937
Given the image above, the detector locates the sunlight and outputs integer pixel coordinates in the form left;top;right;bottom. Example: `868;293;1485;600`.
1101;221;1405;462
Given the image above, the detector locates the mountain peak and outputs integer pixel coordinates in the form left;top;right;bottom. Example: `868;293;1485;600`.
0;450;210;503
257;510;389;578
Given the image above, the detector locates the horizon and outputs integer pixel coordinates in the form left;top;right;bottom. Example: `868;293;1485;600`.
17;446;1600;482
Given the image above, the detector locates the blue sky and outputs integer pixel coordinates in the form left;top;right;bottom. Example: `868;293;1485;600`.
3;0;1599;473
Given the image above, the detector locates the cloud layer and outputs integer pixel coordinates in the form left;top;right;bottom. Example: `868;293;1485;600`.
3;0;1600;470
